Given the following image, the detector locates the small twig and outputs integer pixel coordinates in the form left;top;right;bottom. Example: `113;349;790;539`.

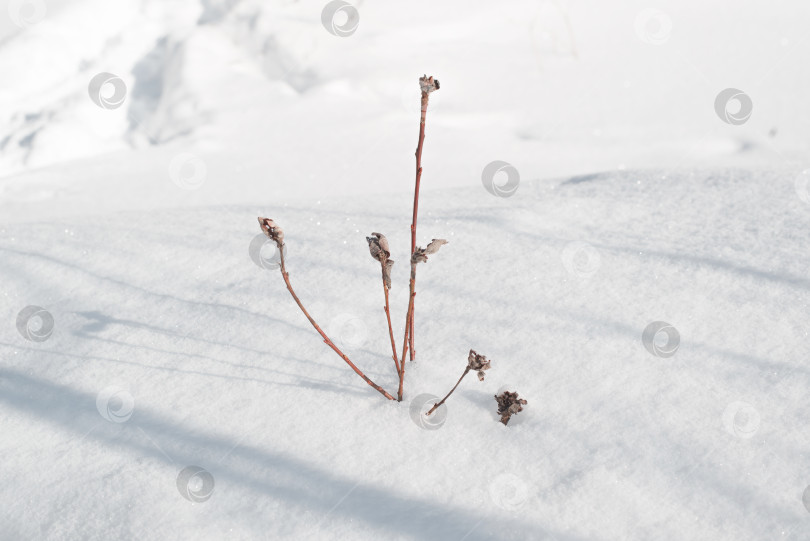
426;366;470;416
261;218;395;401
426;349;491;416
383;284;400;375
409;75;440;362
366;233;400;381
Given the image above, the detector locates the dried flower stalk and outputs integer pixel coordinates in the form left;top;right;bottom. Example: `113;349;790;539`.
425;349;490;416
259;218;395;400
408;75;440;362
366;233;399;376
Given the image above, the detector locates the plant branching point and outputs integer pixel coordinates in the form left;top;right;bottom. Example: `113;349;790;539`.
258;217;395;401
399;239;448;401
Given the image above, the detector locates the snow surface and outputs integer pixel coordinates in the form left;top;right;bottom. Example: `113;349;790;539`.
3;168;810;540
2;1;810;540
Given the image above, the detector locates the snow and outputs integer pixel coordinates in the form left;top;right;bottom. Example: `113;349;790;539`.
2;1;810;540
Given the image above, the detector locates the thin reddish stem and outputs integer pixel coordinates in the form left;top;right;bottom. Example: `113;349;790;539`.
426;366;471;416
397;265;417;401
383;285;400;375
278;249;394;401
408;90;430;362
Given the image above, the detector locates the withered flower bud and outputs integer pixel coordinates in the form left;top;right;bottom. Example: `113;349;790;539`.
258;217;284;248
366;232;390;263
411;239;447;264
419;75;440;94
495;391;527;426
424;238;447;255
467;349;491;380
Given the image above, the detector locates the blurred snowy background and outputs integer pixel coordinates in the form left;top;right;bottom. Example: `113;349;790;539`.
1;0;809;220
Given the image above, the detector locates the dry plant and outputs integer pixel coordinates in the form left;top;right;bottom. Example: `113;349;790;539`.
257;75;527;420
425;350;491;416
495;391;528;425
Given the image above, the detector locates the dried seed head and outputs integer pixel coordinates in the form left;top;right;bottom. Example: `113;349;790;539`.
258;217;284;248
419;75;440;94
366;232;390;264
467;349;491;380
382;259;394;289
495;391;527;426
